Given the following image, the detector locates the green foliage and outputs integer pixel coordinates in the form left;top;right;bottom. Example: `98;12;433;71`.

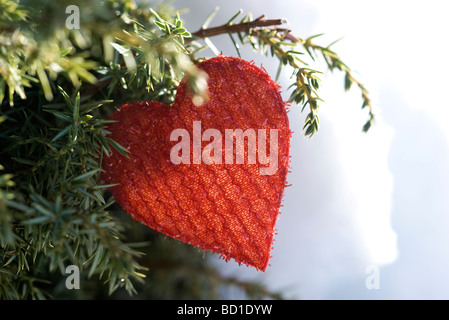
191;9;374;136
0;0;372;299
1;84;145;298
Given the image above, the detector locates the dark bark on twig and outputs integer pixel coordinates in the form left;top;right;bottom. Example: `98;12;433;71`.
192;15;287;39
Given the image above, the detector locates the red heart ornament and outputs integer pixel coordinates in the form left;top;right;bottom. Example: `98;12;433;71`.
101;56;291;271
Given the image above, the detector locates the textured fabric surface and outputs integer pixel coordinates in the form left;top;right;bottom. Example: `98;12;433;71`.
101;56;291;271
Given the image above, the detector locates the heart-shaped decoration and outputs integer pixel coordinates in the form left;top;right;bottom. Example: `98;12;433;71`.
101;56;291;271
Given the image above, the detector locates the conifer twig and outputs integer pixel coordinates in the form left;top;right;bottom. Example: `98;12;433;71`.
192;15;286;38
190;12;375;135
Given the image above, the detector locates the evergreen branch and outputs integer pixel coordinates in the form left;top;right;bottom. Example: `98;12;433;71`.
131;237;285;300
297;34;375;132
192;14;286;38
250;28;322;136
189;10;374;136
0;85;147;299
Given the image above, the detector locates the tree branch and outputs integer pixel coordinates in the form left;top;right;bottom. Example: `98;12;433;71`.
189;13;375;134
192;15;286;38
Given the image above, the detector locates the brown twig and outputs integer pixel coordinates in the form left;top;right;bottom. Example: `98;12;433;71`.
192;15;287;39
189;14;375;134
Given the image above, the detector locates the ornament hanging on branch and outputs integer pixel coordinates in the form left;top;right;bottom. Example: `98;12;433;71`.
101;55;291;271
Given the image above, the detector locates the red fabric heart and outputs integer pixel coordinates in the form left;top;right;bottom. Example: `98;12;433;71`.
101;56;291;271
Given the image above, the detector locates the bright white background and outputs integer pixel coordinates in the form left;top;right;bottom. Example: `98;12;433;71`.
172;0;449;299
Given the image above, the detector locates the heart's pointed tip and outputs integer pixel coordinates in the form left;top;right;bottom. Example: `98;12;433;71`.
218;253;270;272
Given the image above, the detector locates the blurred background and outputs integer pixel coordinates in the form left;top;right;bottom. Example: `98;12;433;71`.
172;0;449;299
